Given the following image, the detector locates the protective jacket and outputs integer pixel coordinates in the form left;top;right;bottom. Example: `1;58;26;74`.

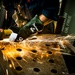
21;0;59;21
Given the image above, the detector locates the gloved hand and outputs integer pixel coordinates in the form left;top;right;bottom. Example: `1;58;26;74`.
0;29;12;40
15;15;43;41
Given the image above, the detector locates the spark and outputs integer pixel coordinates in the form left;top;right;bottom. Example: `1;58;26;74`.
2;47;23;68
9;64;12;68
22;58;28;63
64;35;75;39
51;48;63;51
10;60;15;69
56;51;71;55
58;40;65;48
6;69;8;75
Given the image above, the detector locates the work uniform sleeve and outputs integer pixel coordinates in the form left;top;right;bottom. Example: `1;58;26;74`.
41;0;59;21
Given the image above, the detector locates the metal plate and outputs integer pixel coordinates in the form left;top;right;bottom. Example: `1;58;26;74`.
0;34;69;75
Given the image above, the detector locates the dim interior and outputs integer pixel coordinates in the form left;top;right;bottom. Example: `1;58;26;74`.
0;0;75;75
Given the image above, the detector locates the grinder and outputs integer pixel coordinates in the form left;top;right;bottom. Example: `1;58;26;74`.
9;15;43;42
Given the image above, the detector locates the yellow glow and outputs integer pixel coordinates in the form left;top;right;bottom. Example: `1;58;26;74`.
9;64;12;68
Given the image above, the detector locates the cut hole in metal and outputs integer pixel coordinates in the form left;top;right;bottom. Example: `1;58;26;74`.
45;44;50;46
49;59;54;63
47;51;52;54
16;48;22;51
33;57;37;62
16;57;22;60
51;69;57;73
0;48;5;50
31;50;37;53
33;59;36;62
33;68;40;72
15;66;22;71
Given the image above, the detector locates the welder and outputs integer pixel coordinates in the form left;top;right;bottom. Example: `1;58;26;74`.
0;0;59;41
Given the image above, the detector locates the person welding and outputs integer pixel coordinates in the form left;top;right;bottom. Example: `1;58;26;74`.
0;0;59;41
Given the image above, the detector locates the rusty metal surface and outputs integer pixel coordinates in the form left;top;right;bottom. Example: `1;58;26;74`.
0;34;69;75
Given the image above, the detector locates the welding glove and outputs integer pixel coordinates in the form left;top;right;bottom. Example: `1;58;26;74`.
0;29;12;40
15;15;43;41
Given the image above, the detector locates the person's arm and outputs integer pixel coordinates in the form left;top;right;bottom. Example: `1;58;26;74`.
15;0;59;41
